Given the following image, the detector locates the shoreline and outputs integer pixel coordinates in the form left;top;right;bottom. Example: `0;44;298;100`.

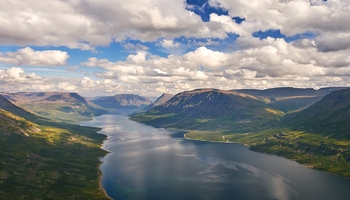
78;115;112;200
183;133;250;147
183;133;350;180
96;127;112;200
98;162;112;200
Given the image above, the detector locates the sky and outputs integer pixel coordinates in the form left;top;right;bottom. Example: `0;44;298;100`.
1;0;350;97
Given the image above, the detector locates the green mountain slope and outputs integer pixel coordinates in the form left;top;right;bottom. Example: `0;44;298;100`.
131;89;283;132
281;88;350;138
0;96;108;199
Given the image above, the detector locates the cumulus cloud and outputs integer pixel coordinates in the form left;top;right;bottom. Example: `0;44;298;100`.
0;67;130;96
0;47;69;67
209;0;350;52
158;39;181;48
77;39;350;95
1;0;349;55
0;0;242;50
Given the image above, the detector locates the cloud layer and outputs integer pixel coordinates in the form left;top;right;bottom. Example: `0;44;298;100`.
1;0;349;52
1;0;350;96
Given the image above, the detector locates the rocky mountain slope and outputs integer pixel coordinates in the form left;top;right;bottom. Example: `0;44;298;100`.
92;94;152;109
131;89;283;131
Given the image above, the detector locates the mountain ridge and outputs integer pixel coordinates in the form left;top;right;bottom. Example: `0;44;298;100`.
92;94;152;109
131;88;283;131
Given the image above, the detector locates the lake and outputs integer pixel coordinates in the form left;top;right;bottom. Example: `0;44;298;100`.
80;111;350;200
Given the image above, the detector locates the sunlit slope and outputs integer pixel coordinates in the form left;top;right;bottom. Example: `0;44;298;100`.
1;92;106;121
0;95;108;199
131;89;283;132
0;108;40;137
281;88;350;139
92;94;152;109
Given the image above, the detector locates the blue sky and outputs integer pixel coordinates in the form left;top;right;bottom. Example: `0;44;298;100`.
0;0;349;96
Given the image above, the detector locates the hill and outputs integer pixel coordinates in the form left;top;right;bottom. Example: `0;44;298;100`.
131;89;283;132
1;92;106;122
233;87;347;112
92;94;152;109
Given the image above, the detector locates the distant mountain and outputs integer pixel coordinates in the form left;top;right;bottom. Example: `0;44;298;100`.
233;87;348;112
142;93;174;111
1;92;105;121
281;88;350;138
92;94;152;109
131;89;283;131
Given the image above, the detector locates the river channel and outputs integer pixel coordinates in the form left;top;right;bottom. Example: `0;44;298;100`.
80;111;350;200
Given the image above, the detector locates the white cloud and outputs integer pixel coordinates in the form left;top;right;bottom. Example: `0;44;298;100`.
0;47;69;67
158;39;181;48
0;0;349;55
76;38;350;95
0;0;240;50
209;0;350;52
58;82;77;91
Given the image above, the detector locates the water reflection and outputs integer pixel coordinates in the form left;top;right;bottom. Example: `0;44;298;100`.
80;112;350;200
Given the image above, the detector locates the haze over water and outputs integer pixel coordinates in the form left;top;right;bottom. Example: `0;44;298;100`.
80;111;350;200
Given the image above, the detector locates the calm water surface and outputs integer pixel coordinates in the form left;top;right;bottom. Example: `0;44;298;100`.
80;111;350;200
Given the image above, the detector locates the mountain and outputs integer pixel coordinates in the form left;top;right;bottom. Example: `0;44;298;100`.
1;92;106;121
142;93;174;111
281;88;350;139
92;94;152;109
233;87;348;112
131;89;283;131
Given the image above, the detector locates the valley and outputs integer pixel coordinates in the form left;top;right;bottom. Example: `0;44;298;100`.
131;87;350;178
3;87;350;199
